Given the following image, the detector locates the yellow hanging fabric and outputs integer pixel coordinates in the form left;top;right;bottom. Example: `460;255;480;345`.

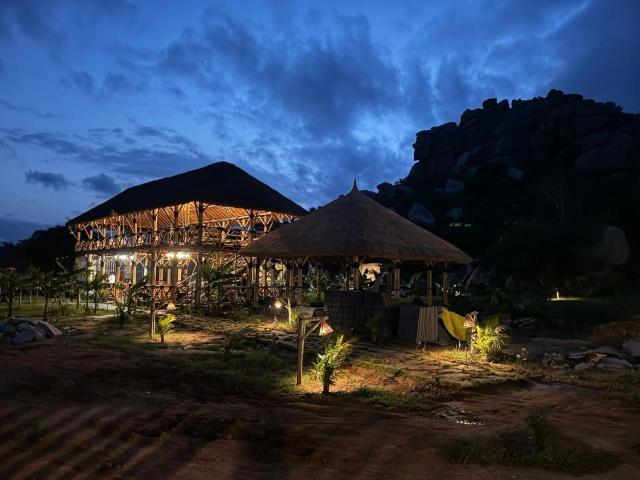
440;308;471;341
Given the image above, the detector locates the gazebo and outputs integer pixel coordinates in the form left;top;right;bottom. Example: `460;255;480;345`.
240;182;472;309
67;161;306;314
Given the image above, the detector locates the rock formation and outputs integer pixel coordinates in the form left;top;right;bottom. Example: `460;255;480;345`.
368;90;640;290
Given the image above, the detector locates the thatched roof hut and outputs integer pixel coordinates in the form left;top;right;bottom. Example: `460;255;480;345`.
69;161;305;225
240;184;471;264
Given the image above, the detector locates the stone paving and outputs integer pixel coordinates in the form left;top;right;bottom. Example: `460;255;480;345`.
245;323;519;388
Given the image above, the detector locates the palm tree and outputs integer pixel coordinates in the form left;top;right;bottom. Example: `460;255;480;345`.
28;268;59;321
89;272;110;314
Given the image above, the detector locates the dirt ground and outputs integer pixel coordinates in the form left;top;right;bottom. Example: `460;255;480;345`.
1;317;640;479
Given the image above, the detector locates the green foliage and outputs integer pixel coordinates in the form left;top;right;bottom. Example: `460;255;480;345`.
0;268;27;317
311;334;352;394
472;317;509;360
158;314;176;344
304;264;329;297
349;387;421;409
444;407;619;474
113;278;148;328
200;260;235;309
366;313;385;344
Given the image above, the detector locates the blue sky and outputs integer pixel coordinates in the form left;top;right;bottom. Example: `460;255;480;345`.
0;0;638;236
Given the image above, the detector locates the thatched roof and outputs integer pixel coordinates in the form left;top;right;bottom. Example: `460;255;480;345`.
240;185;472;264
68;162;306;225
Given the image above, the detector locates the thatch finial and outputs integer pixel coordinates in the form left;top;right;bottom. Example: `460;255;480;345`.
352;178;359;192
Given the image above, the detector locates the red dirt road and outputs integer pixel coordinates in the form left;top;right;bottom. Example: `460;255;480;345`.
1;339;639;479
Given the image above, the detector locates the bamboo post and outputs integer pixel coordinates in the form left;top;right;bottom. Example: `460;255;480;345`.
296;265;303;306
149;251;157;338
353;257;361;291
296;316;306;385
253;258;260;306
426;267;433;307
392;262;400;300
171;206;179;302
285;261;293;304
194;202;204;309
442;263;449;307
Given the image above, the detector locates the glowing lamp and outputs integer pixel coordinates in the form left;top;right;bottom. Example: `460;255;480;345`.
274;300;283;309
318;318;333;336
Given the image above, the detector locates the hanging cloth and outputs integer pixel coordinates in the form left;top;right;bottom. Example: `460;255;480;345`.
440;308;472;342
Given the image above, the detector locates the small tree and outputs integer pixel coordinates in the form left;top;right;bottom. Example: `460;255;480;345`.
113;278;147;328
28;268;59;322
0;269;24;318
157;314;176;344
472;317;509;360
89;272;110;314
311;334;352;394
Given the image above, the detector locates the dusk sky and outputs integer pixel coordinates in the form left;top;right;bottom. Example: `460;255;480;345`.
0;0;638;239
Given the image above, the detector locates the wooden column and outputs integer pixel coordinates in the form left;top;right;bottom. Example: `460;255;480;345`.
171;206;179;302
194;202;204;309
296;317;305;385
285;261;292;302
426;266;433;307
247;258;254;304
296;265;303;306
100;254;106;275
353;257;361;290
442;263;449;307
391;262;401;300
130;257;137;285
316;264;322;301
269;262;276;295
149;251;157;338
253;258;260;306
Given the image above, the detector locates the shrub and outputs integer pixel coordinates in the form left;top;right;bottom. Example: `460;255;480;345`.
472;317;509;360
311;334;352;394
158;314;176;344
366;313;384;344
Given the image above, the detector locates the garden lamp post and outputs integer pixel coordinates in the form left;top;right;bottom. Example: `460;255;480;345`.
297;315;333;386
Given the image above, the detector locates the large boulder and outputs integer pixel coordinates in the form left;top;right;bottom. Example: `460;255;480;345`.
591;225;630;266
408;203;435;227
623;340;640;363
593;318;640;347
575;145;632;174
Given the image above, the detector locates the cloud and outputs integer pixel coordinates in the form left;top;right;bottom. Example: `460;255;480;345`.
0;99;57;119
60;70;147;100
81;173;121;195
24;169;72;190
3;126;210;178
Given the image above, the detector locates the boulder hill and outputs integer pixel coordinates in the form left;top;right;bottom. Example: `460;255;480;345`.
368;90;640;291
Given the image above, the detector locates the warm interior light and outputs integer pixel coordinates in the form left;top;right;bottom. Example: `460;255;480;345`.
274;300;283;309
166;302;176;311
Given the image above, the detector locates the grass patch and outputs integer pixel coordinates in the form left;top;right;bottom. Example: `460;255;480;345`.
444;407;619;474
156;349;296;394
346;386;424;410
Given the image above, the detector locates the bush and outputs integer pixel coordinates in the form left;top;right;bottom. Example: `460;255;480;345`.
157;314;176;344
311;334;352;394
472;317;509;360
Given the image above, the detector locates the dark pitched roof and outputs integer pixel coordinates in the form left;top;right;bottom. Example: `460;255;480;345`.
240;185;472;264
68;162;306;225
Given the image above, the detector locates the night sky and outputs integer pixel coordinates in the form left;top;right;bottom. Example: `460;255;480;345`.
0;0;638;241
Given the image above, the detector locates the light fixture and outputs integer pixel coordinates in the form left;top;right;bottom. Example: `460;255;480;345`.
318;318;333;336
274;299;283;310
